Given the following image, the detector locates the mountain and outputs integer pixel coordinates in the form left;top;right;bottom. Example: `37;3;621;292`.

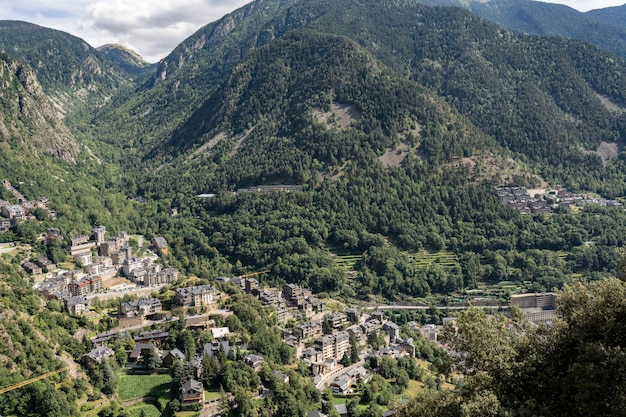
587;4;626;29
0;52;79;164
96;44;154;78
417;0;626;60
0;21;134;114
112;0;626;197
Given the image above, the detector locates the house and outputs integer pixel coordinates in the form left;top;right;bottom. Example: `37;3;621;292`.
307;410;328;417
119;298;162;318
64;295;89;315
244;354;265;372
272;370;290;384
153;236;169;256
129;343;153;363
346;365;371;384
175;285;217;306
133;330;169;346
383;321;400;343
180;379;204;404
162;348;185;366
334;404;349;417
330;375;354;395
211;327;230;339
82;346;114;368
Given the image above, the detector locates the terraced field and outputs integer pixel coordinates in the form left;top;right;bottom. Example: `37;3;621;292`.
334;254;363;272
406;251;459;269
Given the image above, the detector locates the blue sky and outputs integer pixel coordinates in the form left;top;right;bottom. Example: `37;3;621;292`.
0;0;624;62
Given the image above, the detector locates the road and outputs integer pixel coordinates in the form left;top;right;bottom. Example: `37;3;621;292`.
315;359;366;390
361;304;501;311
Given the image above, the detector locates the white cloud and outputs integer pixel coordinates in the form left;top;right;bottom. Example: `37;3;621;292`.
1;0;625;61
1;0;250;62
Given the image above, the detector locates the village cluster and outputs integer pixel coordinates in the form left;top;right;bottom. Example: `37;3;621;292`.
79;276;422;414
494;186;622;214
17;220;558;414
0;180;55;233
25;225;179;315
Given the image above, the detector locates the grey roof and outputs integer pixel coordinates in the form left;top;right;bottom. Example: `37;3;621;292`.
182;378;203;393
334;404;348;415
164;348;185;360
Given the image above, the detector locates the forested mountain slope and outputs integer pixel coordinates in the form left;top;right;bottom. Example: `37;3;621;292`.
0;51;140;237
0;53;78;163
87;0;626;197
0;21;134;113
96;44;154;79
418;0;626;60
586;4;626;29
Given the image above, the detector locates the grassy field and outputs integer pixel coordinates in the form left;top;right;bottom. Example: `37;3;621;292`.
405;380;424;398
128;403;162;417
205;389;221;401
118;373;173;401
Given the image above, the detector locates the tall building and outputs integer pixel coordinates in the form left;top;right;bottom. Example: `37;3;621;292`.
93;225;106;244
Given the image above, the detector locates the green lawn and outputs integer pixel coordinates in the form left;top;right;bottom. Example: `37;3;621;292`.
128;403;162;417
205;389;221;401
118;373;173;401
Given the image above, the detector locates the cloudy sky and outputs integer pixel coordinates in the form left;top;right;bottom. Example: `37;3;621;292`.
1;0;624;63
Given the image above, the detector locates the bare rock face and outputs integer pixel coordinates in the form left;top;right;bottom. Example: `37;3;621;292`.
0;54;79;163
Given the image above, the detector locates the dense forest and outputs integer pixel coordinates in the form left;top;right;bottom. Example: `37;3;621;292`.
2;0;626;415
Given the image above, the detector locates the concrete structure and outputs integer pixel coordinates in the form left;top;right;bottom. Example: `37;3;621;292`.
175;285;217;306
93;225;106;244
511;292;558;323
64;295;89;315
119;298;163;317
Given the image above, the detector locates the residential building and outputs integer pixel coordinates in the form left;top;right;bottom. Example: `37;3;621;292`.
511;292;558;323
36;257;56;272
68;275;102;296
325;312;348;330
175;285;217;306
22;261;42;275
92;225;106;244
153;236;169;256
133;330;169;346
162;348;185;367
64;296;89;315
82;346;114;368
245;278;259;294
1;204;25;222
383;321;400;343
244;354;265;372
119;298;162;317
298;322;323;340
315;331;351;360
181;379;204;404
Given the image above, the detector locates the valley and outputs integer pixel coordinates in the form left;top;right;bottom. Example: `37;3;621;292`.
1;0;626;416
